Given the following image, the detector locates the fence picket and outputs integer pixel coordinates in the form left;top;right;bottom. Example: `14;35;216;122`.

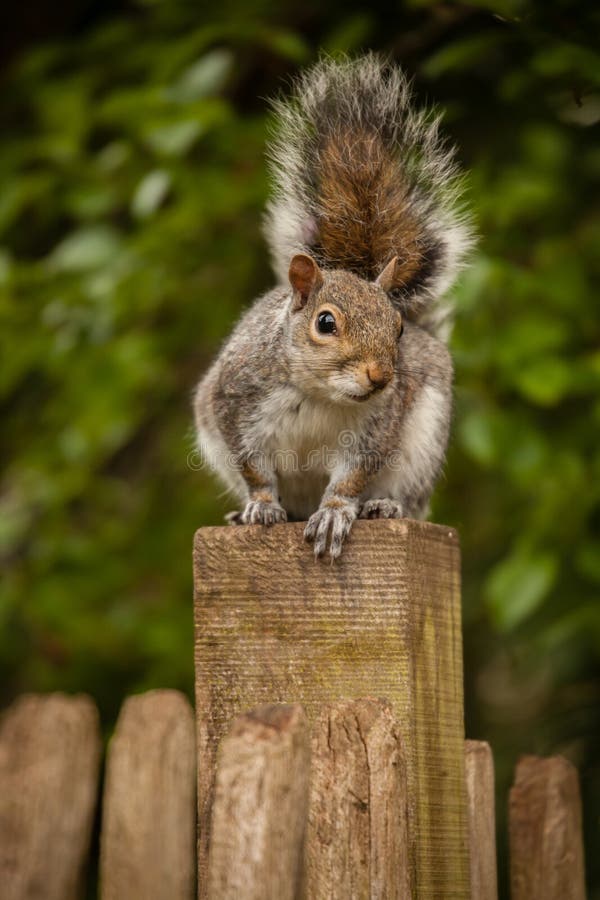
100;689;196;900
465;740;498;900
509;754;586;900
207;703;309;900
0;693;101;900
305;698;411;900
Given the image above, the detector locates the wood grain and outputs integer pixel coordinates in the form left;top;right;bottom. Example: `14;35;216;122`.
194;518;469;899
100;689;196;900
305;698;411;899
207;703;309;900
464;740;497;900
509;754;586;900
0;692;101;900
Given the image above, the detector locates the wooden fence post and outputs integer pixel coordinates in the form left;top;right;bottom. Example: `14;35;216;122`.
509;754;586;900
465;740;498;900
0;692;101;900
305;698;411;899
100;689;196;900
194;518;469;899
207;703;309;900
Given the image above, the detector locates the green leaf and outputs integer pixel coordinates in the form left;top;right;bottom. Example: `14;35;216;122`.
66;186;119;220
486;551;559;631
513;358;573;406
131;170;172;219
421;33;507;79
458;407;513;468
256;27;309;62
47;225;123;272
168;50;233;103
144;120;202;157
323;14;374;54
575;542;600;584
0;248;13;284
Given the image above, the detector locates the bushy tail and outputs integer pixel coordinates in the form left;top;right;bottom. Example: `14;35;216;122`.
264;54;474;340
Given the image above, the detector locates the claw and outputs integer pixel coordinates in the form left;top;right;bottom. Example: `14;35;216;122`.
303;516;318;541
359;499;404;520
304;503;356;560
241;499;287;526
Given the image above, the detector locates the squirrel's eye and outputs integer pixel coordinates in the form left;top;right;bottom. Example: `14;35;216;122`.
316;311;337;334
399;321;404;338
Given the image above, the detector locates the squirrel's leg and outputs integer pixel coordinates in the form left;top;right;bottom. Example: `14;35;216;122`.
236;457;287;527
304;464;372;561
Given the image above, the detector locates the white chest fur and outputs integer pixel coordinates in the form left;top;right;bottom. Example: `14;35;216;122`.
247;385;366;517
251;385;367;463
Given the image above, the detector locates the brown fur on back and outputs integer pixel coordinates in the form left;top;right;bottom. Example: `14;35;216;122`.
317;130;423;287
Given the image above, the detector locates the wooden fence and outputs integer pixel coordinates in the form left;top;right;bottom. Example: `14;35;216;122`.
0;519;589;899
0;690;587;899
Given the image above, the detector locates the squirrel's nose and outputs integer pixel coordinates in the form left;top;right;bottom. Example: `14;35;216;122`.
366;363;393;389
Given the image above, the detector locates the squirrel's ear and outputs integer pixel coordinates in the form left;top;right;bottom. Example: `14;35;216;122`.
289;253;323;310
375;256;400;294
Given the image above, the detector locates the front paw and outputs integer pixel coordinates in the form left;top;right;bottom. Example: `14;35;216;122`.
304;502;356;560
359;498;404;519
241;498;287;526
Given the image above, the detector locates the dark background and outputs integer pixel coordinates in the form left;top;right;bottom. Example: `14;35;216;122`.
1;1;598;896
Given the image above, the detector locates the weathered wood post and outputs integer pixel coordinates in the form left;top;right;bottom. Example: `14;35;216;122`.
194;518;469;898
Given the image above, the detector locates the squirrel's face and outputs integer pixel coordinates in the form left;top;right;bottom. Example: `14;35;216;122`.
287;254;404;406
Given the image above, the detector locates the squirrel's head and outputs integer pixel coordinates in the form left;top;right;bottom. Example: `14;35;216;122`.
287;254;404;406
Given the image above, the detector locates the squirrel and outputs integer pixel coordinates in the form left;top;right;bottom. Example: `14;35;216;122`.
194;54;473;559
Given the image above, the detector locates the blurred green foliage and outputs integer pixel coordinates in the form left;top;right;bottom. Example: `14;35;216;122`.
0;1;598;895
